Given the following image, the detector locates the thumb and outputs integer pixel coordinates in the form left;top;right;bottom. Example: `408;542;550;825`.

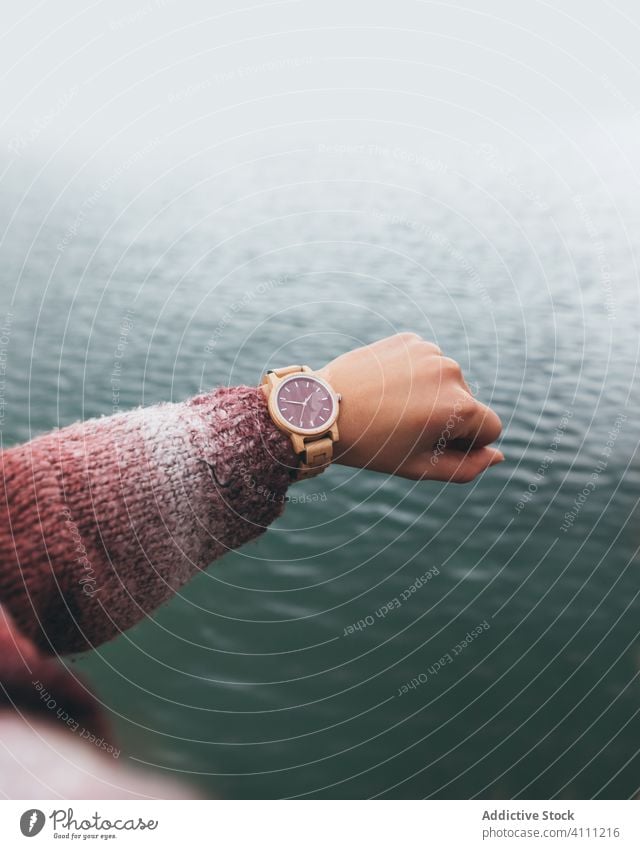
400;445;505;483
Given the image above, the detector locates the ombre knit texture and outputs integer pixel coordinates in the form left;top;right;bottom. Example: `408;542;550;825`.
0;386;296;655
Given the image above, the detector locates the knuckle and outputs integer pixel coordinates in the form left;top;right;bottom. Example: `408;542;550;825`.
397;331;422;344
441;356;463;376
455;394;477;420
418;340;441;359
477;404;503;438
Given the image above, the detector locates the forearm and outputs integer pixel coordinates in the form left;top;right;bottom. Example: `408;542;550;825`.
0;385;296;655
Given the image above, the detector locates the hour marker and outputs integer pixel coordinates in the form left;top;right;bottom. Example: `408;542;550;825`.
315;387;320;392
322;407;329;412
285;386;290;392
306;381;309;387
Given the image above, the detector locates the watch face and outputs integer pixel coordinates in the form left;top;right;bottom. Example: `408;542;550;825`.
275;375;337;432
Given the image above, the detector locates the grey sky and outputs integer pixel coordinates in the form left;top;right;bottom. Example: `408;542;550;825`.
1;0;639;170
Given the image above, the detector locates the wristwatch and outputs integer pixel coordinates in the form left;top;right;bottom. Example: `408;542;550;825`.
260;365;341;480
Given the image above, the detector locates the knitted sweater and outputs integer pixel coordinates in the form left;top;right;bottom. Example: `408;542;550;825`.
0;386;297;772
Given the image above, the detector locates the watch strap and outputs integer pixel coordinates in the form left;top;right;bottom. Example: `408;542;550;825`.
296;435;333;480
266;365;311;378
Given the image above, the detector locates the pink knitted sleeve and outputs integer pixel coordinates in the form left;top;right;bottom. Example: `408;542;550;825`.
0;386;297;655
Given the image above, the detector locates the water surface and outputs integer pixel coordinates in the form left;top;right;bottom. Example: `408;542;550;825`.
1;137;639;798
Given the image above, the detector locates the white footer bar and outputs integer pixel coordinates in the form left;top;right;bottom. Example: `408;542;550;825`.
0;799;638;847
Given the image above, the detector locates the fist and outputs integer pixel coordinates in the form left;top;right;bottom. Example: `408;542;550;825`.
317;333;503;482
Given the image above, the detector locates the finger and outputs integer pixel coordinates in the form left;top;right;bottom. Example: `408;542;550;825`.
455;398;503;448
399;445;505;483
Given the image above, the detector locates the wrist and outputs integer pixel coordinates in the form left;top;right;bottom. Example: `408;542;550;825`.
315;365;357;467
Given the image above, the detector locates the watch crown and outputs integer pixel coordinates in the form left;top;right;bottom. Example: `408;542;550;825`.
337;393;342;401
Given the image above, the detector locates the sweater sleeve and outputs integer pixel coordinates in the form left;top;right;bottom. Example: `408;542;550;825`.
0;385;298;655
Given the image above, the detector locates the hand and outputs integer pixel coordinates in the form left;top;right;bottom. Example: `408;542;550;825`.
317;332;504;482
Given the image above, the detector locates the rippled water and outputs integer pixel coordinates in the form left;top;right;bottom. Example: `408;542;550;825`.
1;137;639;799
